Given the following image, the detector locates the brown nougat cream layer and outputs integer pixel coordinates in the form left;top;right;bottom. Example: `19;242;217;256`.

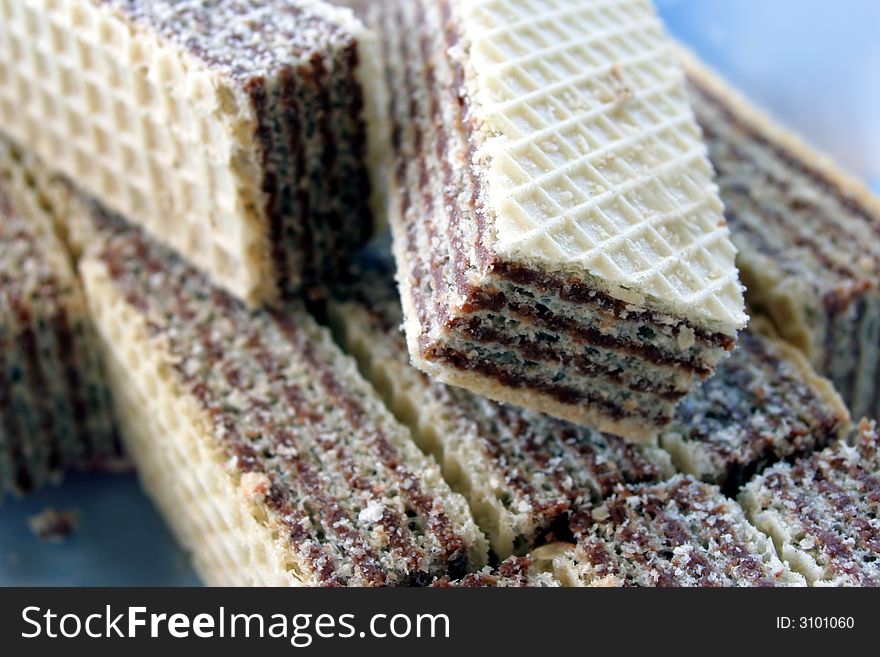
661;321;850;495
682;48;880;420
542;476;805;587
740;420;880;587
368;0;745;439
78;207;486;586
0;0;387;305
0;142;119;497
329;251;674;559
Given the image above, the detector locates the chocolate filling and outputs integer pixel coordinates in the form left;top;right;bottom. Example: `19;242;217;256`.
424;343;673;426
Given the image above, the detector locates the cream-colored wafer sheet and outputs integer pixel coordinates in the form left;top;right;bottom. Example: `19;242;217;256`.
0;0;383;306
455;0;746;334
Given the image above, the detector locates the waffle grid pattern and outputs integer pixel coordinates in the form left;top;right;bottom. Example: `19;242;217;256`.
0;0;273;303
461;0;745;330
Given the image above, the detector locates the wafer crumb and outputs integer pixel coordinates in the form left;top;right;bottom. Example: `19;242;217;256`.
28;508;79;543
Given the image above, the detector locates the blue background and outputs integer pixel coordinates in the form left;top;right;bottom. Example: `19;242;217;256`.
1;0;878;586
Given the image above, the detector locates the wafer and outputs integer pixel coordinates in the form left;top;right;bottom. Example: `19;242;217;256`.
76;207;486;586
661;321;850;494
0;0;388;305
329;251;674;559
682;48;880;420
546;476;805;586
365;0;746;439
740;420;880;586
0;141;119;497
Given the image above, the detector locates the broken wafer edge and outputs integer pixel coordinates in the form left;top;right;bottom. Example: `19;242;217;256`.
739;419;880;587
520;477;806;587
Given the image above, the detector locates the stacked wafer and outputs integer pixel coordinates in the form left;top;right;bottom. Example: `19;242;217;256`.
682;50;880;420
364;0;747;440
661;321;851;494
741;420;880;587
0;0;388;305
329;254;673;560
0;142;119;497
542;476;806;587
72;203;486;586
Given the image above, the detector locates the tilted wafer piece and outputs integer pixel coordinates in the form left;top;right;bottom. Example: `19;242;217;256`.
0;0;387;305
366;0;746;439
0;141;119;497
431;555;560;587
329;251;673;559
77;210;487;586
682;48;880;420
542;476;805;587
740;420;880;587
661;321;850;495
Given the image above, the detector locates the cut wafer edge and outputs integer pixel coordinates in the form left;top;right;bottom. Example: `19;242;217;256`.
0;138;121;497
74;207;487;586
328;263;674;559
739;419;880;586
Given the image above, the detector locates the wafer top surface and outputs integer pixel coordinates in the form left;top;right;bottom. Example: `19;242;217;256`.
98;0;363;81
455;0;745;332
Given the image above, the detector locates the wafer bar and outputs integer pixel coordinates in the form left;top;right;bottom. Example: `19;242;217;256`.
0;0;388;305
545;476;805;587
0;141;119;497
682;49;880;420
76;208;486;586
661;321;850;494
328;250;673;559
366;0;747;439
740;420;880;586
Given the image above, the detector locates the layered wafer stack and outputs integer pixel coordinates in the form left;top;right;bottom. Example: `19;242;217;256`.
73;204;486;586
329;254;673;560
682;50;880;420
365;0;747;440
543;476;806;587
740;420;880;587
0;0;388;305
661;322;851;494
0;142;119;497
